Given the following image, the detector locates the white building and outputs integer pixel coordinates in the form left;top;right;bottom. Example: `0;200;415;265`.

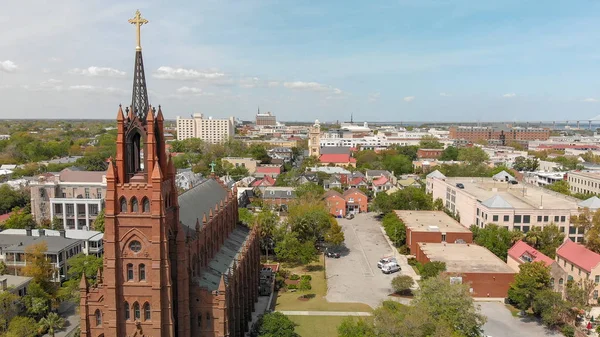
176;113;235;143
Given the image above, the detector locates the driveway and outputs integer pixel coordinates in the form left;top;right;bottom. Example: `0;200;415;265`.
326;212;411;308
479;302;562;337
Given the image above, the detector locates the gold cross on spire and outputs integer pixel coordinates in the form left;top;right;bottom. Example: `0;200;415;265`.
128;10;148;51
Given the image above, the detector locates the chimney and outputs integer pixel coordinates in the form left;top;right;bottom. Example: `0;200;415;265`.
0;278;6;291
58;229;66;238
25;228;32;237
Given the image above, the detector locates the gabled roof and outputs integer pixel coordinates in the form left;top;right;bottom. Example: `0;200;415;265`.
323;190;343;199
507;240;554;267
481;195;513;209
263;187;296;199
320;147;351;155
578;196;600;210
178;178;228;230
426;170;446;179
319;154;356;164
348;176;366;186
372;176;390;186
492;170;515;181
557;239;600;273
343;188;367;198
251;175;276;187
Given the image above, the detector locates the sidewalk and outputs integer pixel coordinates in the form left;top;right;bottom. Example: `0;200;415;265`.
379;227;421;288
44;302;79;337
277;311;372;316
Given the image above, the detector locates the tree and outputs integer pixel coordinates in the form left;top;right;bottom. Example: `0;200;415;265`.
523;225;564;258
439;146;459;161
93;209;105;232
3;207;34;229
571;208;600;253
288;200;333;243
274;232;317;265
325;221;345;247
412;275;486;337
22;242;54;289
255;312;299;337
507;261;551;311
381;212;406;247
470;224;522;260
238;208;256;226
565;279;595;309
458;147;489;165
391;275;414;295
337;317;375;337
420;261;446;280
22;281;51;318
512;156;539;172
373;187;432;214
75;153;109;171
0;260;6;275
382;154;413;174
294;183;324;200
5;316;39;337
0;292;20;332
532;289;573;328
547;180;571;195
0;185;28;213
38;312;65;337
249;144;271;164
418;135;444;149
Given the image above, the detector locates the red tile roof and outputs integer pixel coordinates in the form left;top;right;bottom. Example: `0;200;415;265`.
251;175;276;187
323;190;343;199
372;176;389;186
0;212;12;223
319;154;357;164
256;166;281;174
349;176;366;186
507;240;554;267
343;188;367;198
557;239;600;273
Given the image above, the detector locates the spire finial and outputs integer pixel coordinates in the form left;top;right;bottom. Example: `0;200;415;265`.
128;10;148;51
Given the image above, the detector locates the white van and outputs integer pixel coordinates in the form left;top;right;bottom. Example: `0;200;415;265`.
377;257;397;269
381;262;401;274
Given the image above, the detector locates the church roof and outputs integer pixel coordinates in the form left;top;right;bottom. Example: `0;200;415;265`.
481;195;514;209
578;196;600;209
178;178;228;230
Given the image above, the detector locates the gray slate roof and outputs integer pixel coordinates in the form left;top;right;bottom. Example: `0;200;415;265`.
426;170;446;179
263;187;296;199
578;196;600;209
0;234;81;254
178;178;228;229
320;147;351;155
481;195;514;209
492;170;515;181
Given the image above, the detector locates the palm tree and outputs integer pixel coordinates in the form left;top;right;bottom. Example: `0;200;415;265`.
39;312;65;337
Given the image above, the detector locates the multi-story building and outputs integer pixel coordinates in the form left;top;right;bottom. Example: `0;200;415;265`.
30;168;106;230
568;171;600;195
1;228;104;257
308;120;321;157
0;275;32;297
396;210;473;254
507;240;567;295
255;111;276;126
176;113;235;143
222;157;260;175
426;171;585;242
523;171;567;187
449;126;550;144
556;240;600;303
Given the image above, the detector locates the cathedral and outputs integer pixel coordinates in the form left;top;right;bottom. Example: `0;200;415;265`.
79;11;261;337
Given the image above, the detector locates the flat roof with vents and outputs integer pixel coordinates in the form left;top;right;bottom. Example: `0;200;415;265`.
418;243;515;273
395;210;471;233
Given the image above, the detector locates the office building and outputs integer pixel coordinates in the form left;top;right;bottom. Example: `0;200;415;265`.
568;171;600;195
556;240;600;303
449;126;550;144
176;113;235;143
255;111;276;126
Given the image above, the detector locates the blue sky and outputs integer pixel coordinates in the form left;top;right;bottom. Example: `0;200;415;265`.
2;0;600;122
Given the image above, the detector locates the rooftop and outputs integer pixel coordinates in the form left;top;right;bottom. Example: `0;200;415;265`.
569;171;600;180
557;240;600;273
0;234;81;254
418;243;515;273
507;240;554;267
0;275;32;291
395;211;471;233
441;177;579;210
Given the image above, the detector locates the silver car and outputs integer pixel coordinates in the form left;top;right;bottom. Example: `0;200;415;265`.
381;262;401;274
377;257;397;269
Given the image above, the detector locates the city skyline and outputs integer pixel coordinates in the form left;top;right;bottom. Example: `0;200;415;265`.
2;1;600;121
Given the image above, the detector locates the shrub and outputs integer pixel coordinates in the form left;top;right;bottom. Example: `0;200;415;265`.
289;274;300;280
391;275;414;295
298;278;312;291
287;284;297;290
275;276;285;291
407;258;419;266
300;275;312;281
277;269;290;279
397;245;410;255
300;293;316;300
561;325;574;337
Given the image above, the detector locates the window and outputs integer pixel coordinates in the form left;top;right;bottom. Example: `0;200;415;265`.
124;302;130;320
139;264;146;281
127;264;134;281
523;215;530;223
144;303;151;321
206;313;211;328
560;216;566;222
544;216;549;222
537;216;542;222
560;227;565;232
197;314;202;328
441;234;446;242
134;302;140;320
477;208;480;216
514;226;521;231
514;215;522;223
129;240;142;253
120;197;127;213
95;310;102;326
568;275;574;281
131;197;138;212
554;216;559;222
595;290;599;300
142;198;150;213
85;188;90;199
569;227;577;234
595;275;600;284
559;278;564;285
571;265;574;272
550;278;554;287
522;226;530;233
97;188;102;198
504;215;510;222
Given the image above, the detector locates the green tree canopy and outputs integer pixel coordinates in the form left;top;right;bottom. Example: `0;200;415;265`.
373;187;432;214
523;225;564;258
470;224;522;260
3;207;34;230
458;147;489;165
93;209;105;232
418;135;444;149
325;220;345;247
38;312;65;337
381;212;406;247
274;232;317;265
439;146;459;161
5;316;38;337
254;312;299;337
512;156;539;172
420;261;446;280
391;275;414;295
507;261;551;311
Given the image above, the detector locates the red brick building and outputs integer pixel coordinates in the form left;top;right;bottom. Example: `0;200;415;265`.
324;190;346;217
449;126;550;144
79;12;260;337
415;243;516;298
343;188;368;214
396;211;473;254
417;148;443;159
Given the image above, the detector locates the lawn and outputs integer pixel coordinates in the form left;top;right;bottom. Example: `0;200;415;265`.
288;316;347;337
275;255;373;312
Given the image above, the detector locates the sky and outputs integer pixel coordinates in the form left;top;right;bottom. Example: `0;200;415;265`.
2;1;600;122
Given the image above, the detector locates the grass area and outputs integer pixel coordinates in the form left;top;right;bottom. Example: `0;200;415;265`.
505;304;521;317
288;316;347;337
275;255;373;312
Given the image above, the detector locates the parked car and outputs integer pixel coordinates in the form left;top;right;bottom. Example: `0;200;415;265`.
325;249;341;258
381;262;401;274
345;213;355;220
456;183;465;189
377;257;397;269
509;180;518;185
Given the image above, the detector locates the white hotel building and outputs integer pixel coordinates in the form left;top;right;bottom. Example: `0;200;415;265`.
176;113;235;143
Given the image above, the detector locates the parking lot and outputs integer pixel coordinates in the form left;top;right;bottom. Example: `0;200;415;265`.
479;302;562;337
325;212;415;308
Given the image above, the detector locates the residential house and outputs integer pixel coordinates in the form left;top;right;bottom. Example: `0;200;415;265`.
222;157;260;175
348;173;368;189
507;240;567;295
255;165;283;178
417;148;444;159
556;240;600;303
0;275;33;297
268;147;293;161
296;172;319;185
343;188;368;214
0;228;104;256
319;147;356;167
251;176;276;189
323;175;342;190
397;177;421;189
175;168;204;191
261;187;296;210
372;175;395;195
324;190;346;217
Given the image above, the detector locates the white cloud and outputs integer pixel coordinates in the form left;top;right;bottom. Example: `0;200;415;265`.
69;66;126;78
368;92;381;102
67;85;127;94
48;57;61;62
502;93;516;98
582;98;598;102
403;96;415;102
175;86;214;96
283;81;342;94
41;78;62;86
440;92;451;97
0;60;17;72
239;77;261;88
153;66;225;80
268;81;280;87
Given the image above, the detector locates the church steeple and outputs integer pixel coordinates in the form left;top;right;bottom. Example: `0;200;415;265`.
129;10;149;121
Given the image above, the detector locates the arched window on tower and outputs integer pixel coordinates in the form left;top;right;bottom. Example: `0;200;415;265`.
139;264;146;281
142;197;150;213
144;303;151;321
127;264;134;281
95;309;102;326
120;197;127;213
131;197;138;212
133;302;140;320
127;131;143;179
124;302;130;320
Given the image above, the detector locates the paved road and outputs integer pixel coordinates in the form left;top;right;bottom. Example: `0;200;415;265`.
44;302;79;337
479;302;563;337
277;311;372;316
326;213;413;308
